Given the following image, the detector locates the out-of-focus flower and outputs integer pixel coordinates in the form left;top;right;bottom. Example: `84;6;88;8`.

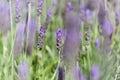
101;18;113;39
37;0;44;16
79;4;86;21
25;18;36;54
115;10;120;26
13;22;25;56
18;60;29;80
85;9;93;24
94;38;100;48
55;28;65;51
58;66;64;80
37;26;45;50
15;0;21;23
66;2;73;11
72;63;87;80
0;1;10;35
98;0;107;25
90;64;100;80
15;0;27;21
80;3;93;24
52;0;58;14
62;10;80;71
85;0;99;11
44;9;51;29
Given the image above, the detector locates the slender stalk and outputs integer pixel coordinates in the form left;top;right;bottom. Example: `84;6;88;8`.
51;51;61;80
9;0;14;79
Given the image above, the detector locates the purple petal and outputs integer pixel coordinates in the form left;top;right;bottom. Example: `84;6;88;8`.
101;18;113;38
66;2;73;11
13;22;25;56
90;64;99;80
94;38;100;48
18;60;29;80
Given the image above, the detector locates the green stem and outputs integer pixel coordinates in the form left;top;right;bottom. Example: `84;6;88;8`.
51;51;61;80
9;0;14;79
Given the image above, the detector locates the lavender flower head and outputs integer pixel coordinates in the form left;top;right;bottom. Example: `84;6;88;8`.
52;0;57;7
58;66;64;80
98;0;107;25
85;9;93;24
79;4;86;21
85;0;99;11
115;10;120;26
44;9;51;29
66;2;73;11
55;28;65;51
37;0;44;16
101;18;113;39
52;0;58;14
90;64;100;80
13;22;25;56
25;18;36;54
15;0;21;23
18;60;29;80
72;63;87;80
37;26;45;50
0;1;10;35
94;38;100;48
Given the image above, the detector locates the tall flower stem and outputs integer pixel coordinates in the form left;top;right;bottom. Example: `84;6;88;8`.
9;0;14;79
51;51;61;80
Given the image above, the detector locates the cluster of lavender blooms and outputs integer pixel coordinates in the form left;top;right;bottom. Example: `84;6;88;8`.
56;0;120;80
0;1;10;35
0;0;50;79
55;28;65;51
37;0;44;16
13;22;25;56
18;60;29;80
0;0;120;80
37;9;51;50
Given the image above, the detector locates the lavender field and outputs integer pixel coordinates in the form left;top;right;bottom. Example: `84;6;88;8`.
0;0;120;80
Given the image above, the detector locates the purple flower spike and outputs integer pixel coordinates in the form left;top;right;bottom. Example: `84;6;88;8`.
94;38;100;48
52;0;58;14
101;18;113;39
66;2;73;11
86;9;92;24
15;0;21;23
90;64;100;80
85;0;99;11
0;1;10;35
13;22;25;56
115;10;120;26
25;18;36;54
72;63;87;80
18;60;29;80
37;0;44;16
37;26;45;50
52;0;57;7
58;66;64;80
55;28;65;51
98;0;107;25
44;9;51;29
79;4;86;21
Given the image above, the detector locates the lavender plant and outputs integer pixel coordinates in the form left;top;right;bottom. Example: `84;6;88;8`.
0;0;120;80
37;26;45;50
90;64;100;80
0;1;10;35
13;22;25;56
25;18;36;54
37;0;44;16
17;60;29;80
